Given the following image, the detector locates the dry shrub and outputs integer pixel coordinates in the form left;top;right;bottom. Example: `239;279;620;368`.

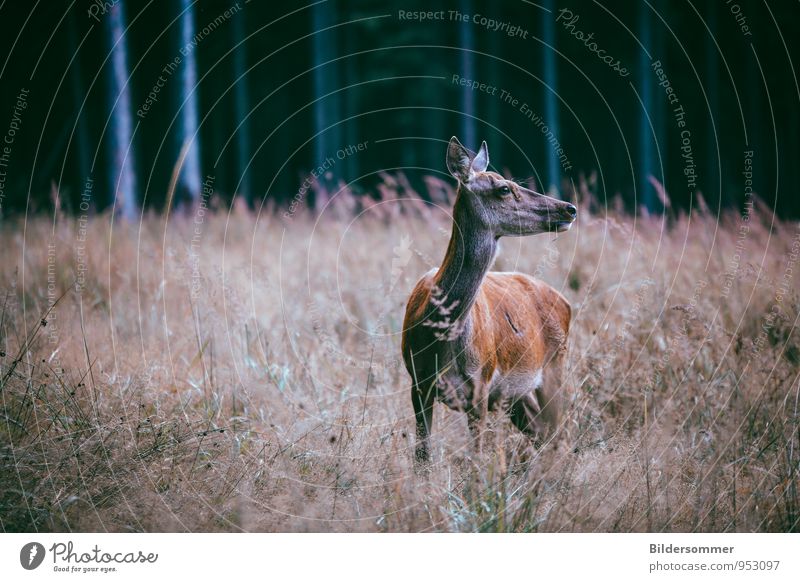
1;180;798;532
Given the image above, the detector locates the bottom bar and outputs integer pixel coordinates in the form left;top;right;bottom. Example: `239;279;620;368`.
1;533;797;581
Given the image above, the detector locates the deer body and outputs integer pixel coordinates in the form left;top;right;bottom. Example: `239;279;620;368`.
401;137;576;462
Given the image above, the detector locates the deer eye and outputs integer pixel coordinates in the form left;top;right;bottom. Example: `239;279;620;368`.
498;185;512;195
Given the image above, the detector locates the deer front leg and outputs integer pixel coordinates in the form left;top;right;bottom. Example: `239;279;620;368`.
507;391;547;446
467;413;485;457
411;382;435;465
467;381;489;457
537;347;567;435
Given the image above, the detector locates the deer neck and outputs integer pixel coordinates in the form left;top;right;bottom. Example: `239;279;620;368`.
432;192;497;326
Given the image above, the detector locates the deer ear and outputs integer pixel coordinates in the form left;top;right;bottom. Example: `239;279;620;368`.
471;141;489;173
446;136;472;181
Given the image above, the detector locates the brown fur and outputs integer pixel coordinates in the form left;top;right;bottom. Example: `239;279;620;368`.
403;272;570;387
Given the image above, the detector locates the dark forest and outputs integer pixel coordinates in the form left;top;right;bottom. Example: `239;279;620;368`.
0;0;798;219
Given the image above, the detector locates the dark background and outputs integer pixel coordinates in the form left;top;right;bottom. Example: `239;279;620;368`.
0;0;797;218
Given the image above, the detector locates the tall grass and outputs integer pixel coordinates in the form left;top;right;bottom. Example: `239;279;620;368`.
1;177;798;532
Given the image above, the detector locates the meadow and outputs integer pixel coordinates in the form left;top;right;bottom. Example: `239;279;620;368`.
1;178;798;532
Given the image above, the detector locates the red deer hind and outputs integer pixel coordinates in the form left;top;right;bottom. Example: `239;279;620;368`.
401;137;576;463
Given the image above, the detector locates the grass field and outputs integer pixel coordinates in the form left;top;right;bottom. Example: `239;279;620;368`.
1;181;799;532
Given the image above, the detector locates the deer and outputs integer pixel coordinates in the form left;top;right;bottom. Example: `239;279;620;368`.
401;136;577;464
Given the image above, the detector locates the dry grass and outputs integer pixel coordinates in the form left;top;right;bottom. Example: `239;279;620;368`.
1;178;799;532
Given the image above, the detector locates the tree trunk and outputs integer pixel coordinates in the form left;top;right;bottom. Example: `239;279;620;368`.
232;8;251;205
68;10;91;210
104;0;138;220
542;0;560;193
638;1;656;213
458;0;475;148
311;0;340;208
176;0;202;209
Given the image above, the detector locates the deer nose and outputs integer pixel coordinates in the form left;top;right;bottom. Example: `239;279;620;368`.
565;204;577;219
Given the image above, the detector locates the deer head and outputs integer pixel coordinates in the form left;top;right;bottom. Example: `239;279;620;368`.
446;136;577;237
